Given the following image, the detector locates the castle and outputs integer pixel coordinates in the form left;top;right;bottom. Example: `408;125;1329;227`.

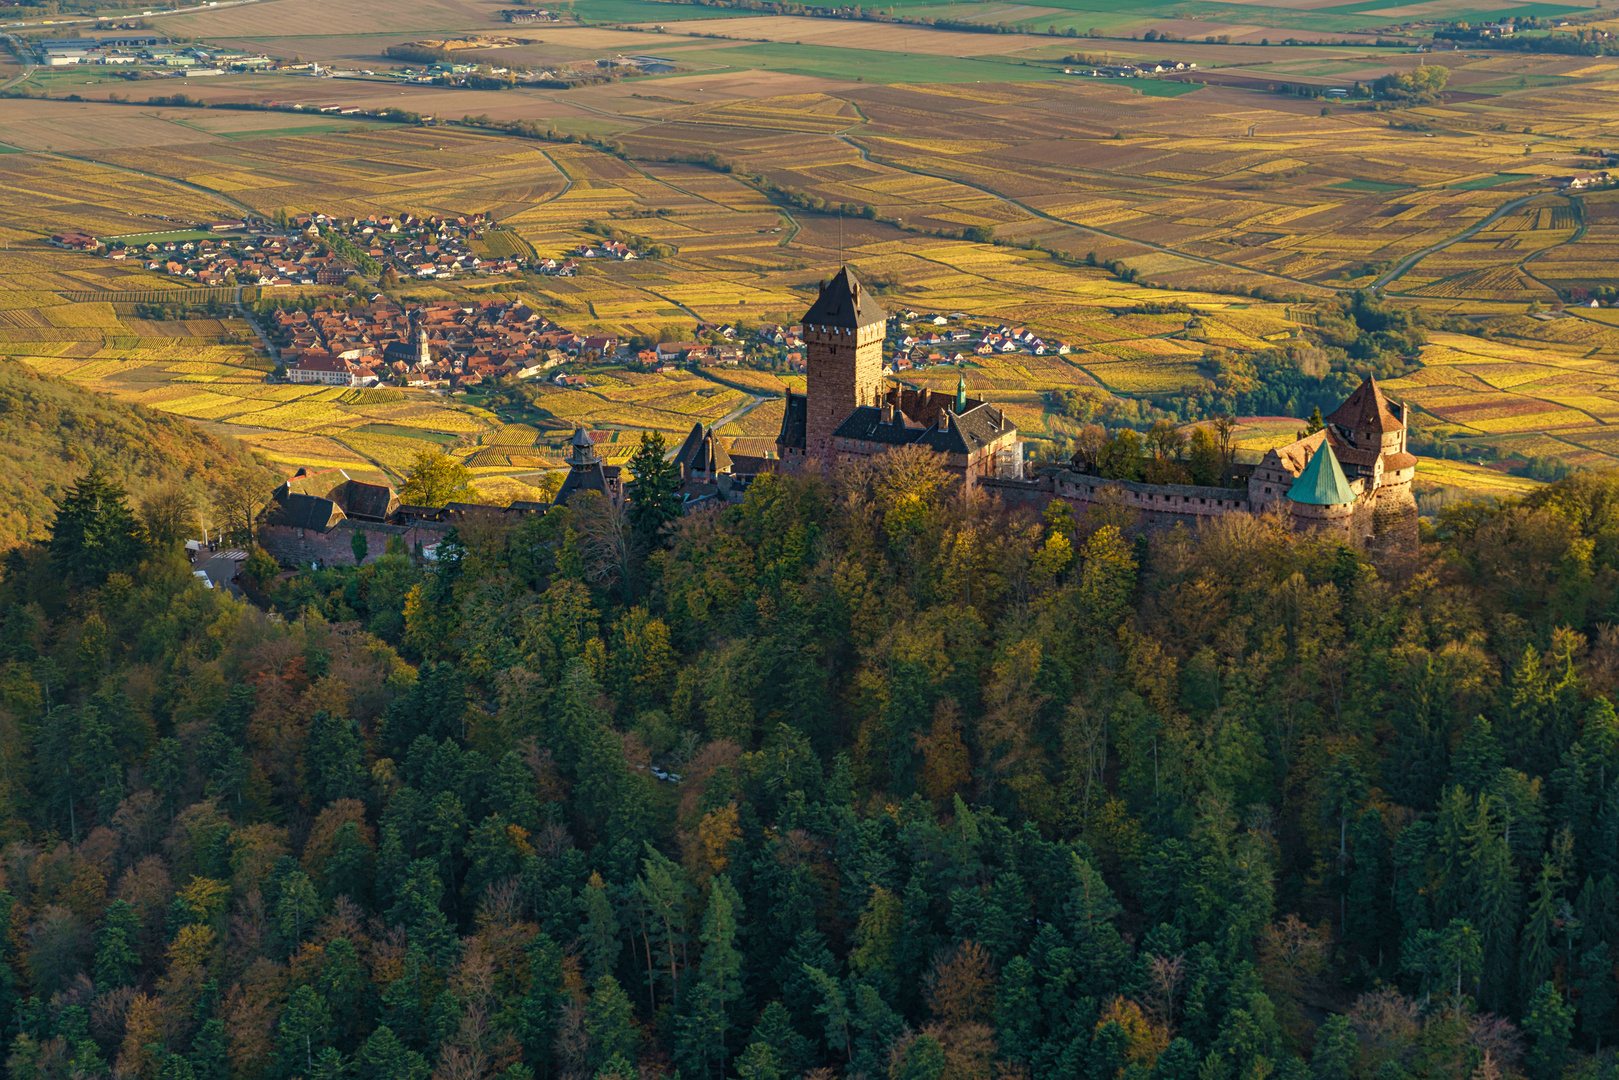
255;266;1419;568
770;264;1418;556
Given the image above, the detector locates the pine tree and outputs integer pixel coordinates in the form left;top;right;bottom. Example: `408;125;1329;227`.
627;430;682;549
92;899;140;989
1311;1014;1355;1080
1465;797;1522;1010
1522;858;1561;1001
584;975;638;1075
306;710;367;807
735;1041;785;1080
356;1025;429;1080
749;1000;812;1077
1576;944;1616;1049
48;467;146;586
1523;981;1574;1080
581;870;621;986
276;985;334;1080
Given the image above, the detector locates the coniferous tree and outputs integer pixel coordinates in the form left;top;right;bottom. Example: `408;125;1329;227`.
1524;981;1574;1080
627;430;682;549
48;467;146;586
92;899;140;989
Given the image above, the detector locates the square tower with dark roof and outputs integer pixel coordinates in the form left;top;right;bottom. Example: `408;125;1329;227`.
800;266;887;459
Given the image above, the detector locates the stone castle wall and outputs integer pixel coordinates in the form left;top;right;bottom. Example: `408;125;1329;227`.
983;467;1416;557
1053;472;1253;527
1287;499;1358;541
1369;478;1419;558
260;519;450;568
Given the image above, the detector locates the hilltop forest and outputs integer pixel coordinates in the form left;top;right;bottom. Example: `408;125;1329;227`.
0;360;273;554
4;435;1619;1080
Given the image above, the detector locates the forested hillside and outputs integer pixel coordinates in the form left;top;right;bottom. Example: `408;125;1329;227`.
0;359;272;553
3;446;1619;1080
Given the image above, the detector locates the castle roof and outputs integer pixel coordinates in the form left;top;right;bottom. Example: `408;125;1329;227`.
674;421;731;474
800;265;886;329
778;391;808;451
1327;376;1401;435
1272;427;1379;476
555;461;621;505
264;492;345;532
832;399;1014;455
1288;439;1355;506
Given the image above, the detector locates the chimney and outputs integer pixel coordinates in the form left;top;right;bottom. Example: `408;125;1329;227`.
882;404;895;424
938;409;950;432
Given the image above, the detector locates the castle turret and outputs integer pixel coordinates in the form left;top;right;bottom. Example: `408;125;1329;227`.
955;373;967;415
1286;440;1358;541
568;425;598;469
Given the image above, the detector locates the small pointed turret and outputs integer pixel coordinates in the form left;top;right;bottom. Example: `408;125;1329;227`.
568;426;598;468
1289;438;1355;505
955;373;967;415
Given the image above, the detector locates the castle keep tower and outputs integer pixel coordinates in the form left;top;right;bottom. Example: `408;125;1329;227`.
800;266;887;460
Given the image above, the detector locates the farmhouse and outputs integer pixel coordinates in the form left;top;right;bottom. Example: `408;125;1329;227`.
286;352;370;387
50;232;99;251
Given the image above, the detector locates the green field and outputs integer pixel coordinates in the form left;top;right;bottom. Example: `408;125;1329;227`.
1331;178;1412;193
110;230;219;243
1450;173;1536;190
659;41;1070;82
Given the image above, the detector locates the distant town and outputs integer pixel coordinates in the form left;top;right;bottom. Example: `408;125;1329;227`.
28;32;681;89
48;209;644;286
265;295;1089;392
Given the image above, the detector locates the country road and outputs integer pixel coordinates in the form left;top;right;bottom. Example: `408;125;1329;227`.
233;283;276;358
1;34;36;90
661;392;766;460
713;393;764;432
1373;193;1543;292
4;0;262;31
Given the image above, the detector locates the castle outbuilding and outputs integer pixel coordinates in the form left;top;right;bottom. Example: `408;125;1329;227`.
776;266;1024;485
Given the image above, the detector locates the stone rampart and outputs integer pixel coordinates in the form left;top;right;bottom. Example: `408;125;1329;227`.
1053;472;1253;528
259;518;451;568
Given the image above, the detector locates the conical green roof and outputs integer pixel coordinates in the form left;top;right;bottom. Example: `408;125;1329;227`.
1289;438;1355;506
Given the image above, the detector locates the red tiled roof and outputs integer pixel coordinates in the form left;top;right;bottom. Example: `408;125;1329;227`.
1327;376;1401;435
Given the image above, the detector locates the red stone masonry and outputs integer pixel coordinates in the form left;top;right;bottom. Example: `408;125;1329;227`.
803;319;885;462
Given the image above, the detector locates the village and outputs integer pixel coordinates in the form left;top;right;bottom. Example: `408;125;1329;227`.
268;293;1090;392
50;210;533;287
31;30;680;89
51;206;670;284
